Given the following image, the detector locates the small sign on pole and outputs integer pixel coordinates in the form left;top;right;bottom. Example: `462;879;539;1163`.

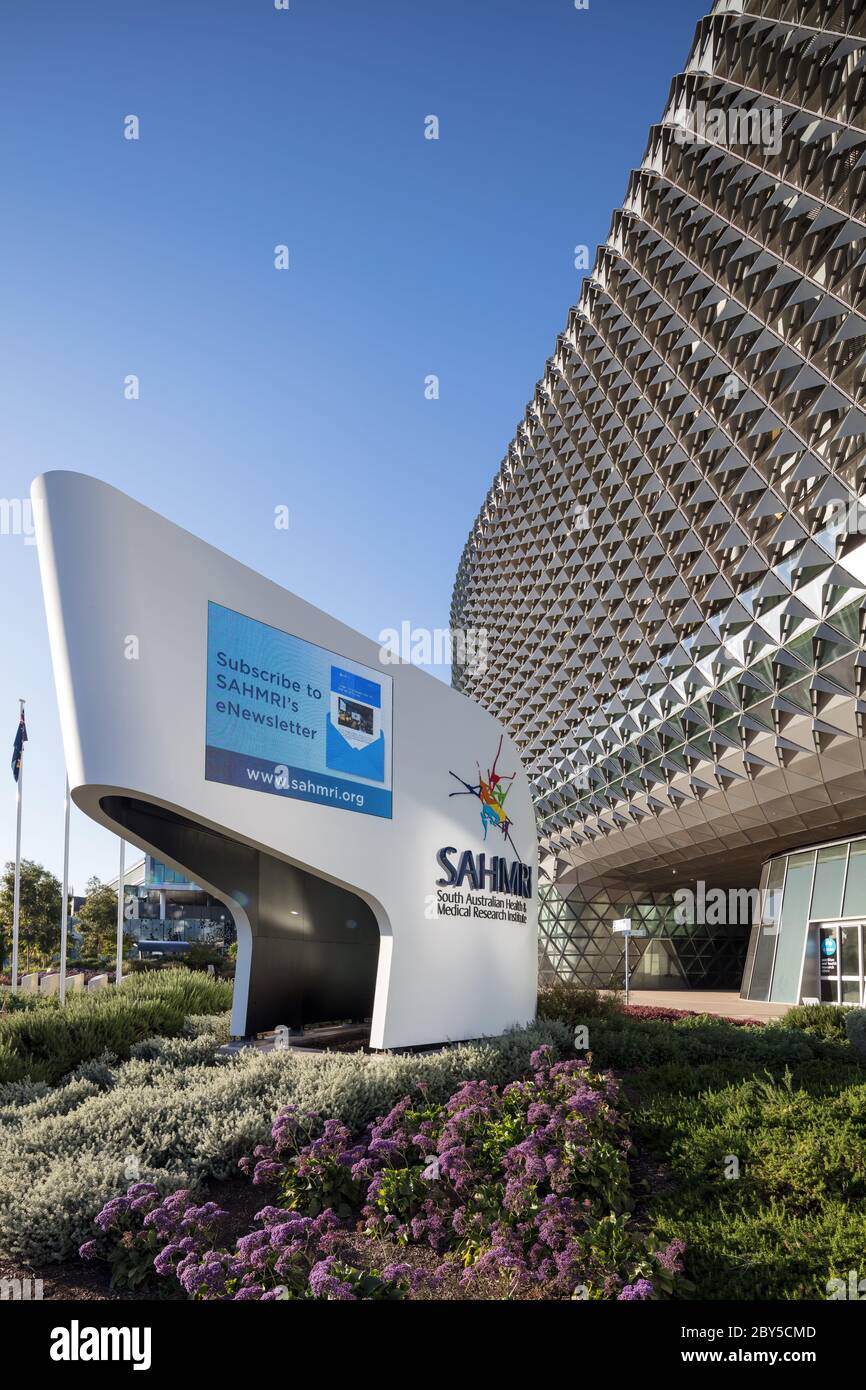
611;917;645;1004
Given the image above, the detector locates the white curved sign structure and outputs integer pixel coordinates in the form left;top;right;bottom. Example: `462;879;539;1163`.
33;472;538;1048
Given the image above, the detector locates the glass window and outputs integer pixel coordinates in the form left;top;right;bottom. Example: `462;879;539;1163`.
843;841;866;917
771;851;815;1003
841;923;861;978
748;857;786;1000
825;601;860;646
842;978;862;1005
760;860;785;930
811;843;847;920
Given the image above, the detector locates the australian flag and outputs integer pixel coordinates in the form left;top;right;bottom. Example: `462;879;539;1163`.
11;711;27;783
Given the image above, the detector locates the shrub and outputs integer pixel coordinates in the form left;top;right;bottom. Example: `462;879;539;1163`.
0;968;233;1084
80;1184;230;1293
83;1049;687;1301
537;982;622;1031
81;1182;420;1300
241;1047;686;1299
778;1003;849;1042
127;1013;231;1060
181;1013;232;1041
619;1005;696;1022
580;1014;831;1071
173;1204;416;1301
181;945;234;978
0;1019;570;1263
635;1066;866;1299
845;1008;866;1059
0;991;51;1014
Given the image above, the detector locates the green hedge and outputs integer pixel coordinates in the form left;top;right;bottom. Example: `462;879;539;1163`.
845;1008;866;1059
778;1002;849;1042
632;1064;866;1299
553;1002;866;1296
0;969;233;1084
576;1012;842;1071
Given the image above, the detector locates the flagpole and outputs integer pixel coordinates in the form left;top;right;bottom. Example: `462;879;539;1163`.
115;837;125;986
59;775;70;1004
10;699;24;995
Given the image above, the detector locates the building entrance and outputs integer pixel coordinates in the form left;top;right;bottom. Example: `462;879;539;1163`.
818;922;865;1006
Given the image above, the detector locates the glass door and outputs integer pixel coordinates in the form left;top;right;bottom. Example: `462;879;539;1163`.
819;923;864;1005
840;923;863;1005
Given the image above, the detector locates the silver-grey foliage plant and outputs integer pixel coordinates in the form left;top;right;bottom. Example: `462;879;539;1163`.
0;1014;569;1264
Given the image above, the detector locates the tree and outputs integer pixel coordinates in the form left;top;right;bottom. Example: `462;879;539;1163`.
0;860;62;970
76;876;121;960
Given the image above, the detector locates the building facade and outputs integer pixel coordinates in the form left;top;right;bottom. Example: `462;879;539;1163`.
452;0;866;1002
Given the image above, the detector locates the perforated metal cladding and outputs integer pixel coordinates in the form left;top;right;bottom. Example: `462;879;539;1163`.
452;0;866;984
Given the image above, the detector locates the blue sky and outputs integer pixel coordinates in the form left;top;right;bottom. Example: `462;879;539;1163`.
0;0;708;887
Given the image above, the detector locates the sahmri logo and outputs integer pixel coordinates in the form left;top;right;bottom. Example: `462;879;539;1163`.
435;736;532;899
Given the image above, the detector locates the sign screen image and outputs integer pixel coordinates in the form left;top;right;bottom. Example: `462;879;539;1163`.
205;602;393;818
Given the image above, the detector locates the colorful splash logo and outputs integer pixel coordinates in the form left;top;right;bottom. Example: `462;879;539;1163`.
449;734;521;859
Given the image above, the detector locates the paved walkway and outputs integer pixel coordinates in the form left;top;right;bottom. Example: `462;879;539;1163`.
605;989;791;1021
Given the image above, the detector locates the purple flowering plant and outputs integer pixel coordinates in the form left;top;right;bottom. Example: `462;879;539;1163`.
242;1046;688;1298
172;1205;413;1301
359;1051;632;1259
239;1107;376;1219
79;1183;229;1293
81;1184;419;1301
79;1048;689;1299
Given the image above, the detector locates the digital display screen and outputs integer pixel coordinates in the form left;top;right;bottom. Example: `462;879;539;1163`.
205;601;392;818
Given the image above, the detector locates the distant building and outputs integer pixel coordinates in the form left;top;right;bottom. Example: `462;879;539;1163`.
107;855;235;956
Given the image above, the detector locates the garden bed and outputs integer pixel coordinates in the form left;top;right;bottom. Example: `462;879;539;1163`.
4;989;866;1300
0;1174;552;1302
75;1047;685;1300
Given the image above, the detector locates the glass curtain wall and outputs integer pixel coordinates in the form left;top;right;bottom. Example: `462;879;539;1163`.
743;835;866;1005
